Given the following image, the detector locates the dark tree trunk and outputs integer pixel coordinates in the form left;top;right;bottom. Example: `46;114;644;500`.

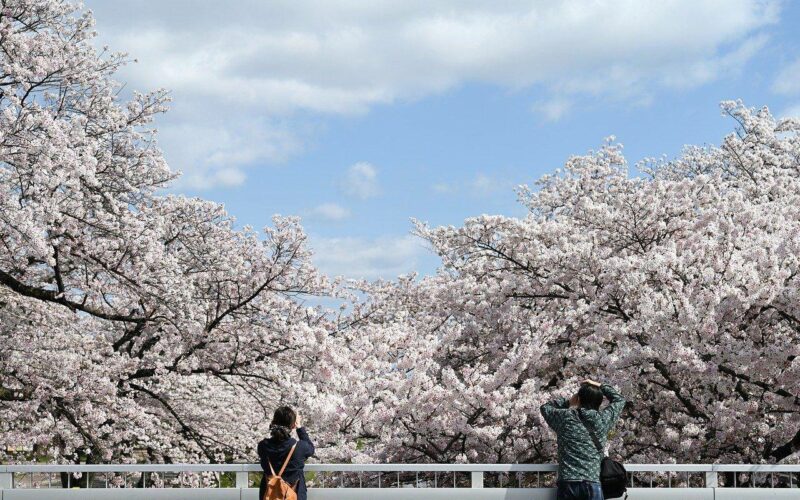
768;428;800;462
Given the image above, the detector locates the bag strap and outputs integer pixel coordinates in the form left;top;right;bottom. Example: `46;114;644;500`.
574;408;604;456
266;443;298;478
278;444;297;477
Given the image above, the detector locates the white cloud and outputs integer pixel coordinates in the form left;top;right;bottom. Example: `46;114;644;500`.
432;172;509;197
534;33;769;120
86;0;780;184
773;57;800;95
532;97;573;122
183;167;246;190
659;34;769;89
309;233;432;280
341;162;380;199
471;173;501;195
152;113;303;190
307;203;351;221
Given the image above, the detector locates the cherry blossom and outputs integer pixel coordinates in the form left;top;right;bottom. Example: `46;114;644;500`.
1;0;798;470
0;0;349;466
334;101;799;465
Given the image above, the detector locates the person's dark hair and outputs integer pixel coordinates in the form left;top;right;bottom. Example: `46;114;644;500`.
577;384;603;411
270;406;296;441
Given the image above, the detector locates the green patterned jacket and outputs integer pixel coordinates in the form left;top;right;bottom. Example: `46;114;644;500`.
540;384;626;482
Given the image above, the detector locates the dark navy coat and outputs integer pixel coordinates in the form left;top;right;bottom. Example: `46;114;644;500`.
257;427;314;500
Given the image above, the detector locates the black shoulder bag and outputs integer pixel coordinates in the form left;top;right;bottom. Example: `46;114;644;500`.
576;409;628;499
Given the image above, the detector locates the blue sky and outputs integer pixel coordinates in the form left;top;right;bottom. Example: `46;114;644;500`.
85;0;800;280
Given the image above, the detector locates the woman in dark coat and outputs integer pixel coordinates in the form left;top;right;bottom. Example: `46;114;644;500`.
257;406;315;500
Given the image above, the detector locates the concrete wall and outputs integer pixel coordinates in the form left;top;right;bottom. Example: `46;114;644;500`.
3;487;795;499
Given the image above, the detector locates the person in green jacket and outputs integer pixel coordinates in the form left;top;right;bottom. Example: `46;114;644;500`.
540;379;626;500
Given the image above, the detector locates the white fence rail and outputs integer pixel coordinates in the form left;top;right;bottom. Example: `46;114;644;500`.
1;463;799;499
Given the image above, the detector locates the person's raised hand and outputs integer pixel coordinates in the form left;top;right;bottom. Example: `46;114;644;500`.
293;414;302;429
583;378;602;388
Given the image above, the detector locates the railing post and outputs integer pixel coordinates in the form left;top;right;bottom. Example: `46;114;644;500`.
471;471;483;488
0;472;12;489
235;471;249;489
706;471;718;488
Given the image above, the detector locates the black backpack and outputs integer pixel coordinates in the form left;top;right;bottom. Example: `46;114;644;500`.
576;410;628;499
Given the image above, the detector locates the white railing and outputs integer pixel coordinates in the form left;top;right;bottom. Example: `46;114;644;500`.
0;463;798;499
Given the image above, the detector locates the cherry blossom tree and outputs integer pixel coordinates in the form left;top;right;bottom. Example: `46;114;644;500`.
2;0;799;472
0;0;353;466
337;101;800;466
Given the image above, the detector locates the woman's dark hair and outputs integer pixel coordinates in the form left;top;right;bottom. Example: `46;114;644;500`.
577;384;604;411
270;406;296;441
